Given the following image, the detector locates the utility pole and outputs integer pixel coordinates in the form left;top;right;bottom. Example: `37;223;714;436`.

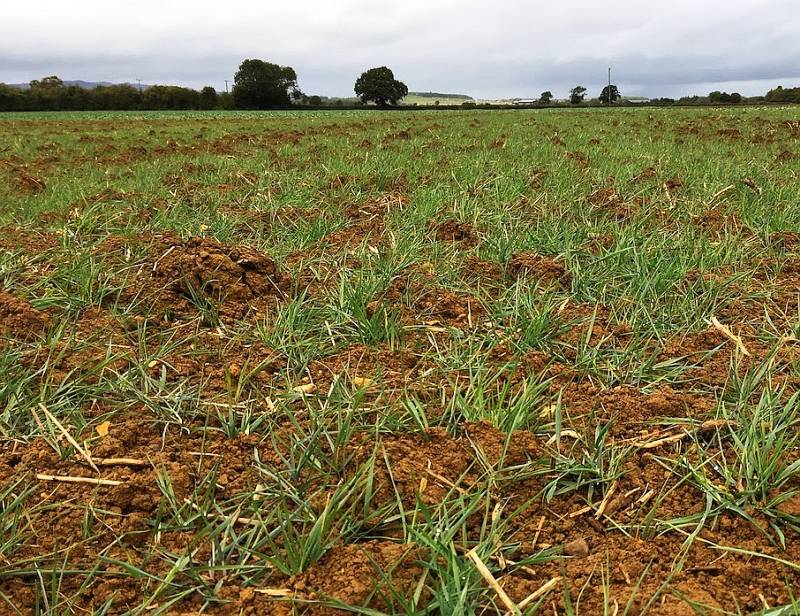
608;67;612;106
137;78;142;94
225;80;229;94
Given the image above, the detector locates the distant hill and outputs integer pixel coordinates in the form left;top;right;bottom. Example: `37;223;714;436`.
402;91;474;105
408;91;472;100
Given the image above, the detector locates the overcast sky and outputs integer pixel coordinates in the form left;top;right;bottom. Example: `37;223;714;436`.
2;0;799;99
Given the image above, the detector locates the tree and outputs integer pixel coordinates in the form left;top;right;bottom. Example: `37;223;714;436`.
570;86;587;105
538;91;553;105
30;75;64;91
232;59;298;109
308;95;322;106
600;84;620;104
354;66;408;107
143;85;199;110
199;86;218;109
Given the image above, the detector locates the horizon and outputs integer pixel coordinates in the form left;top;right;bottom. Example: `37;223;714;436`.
5;76;798;102
2;0;799;101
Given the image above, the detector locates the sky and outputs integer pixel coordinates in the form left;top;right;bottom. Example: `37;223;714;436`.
2;0;799;99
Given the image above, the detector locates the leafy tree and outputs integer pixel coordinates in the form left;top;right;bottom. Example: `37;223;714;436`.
218;92;235;110
354;66;408;107
199;86;218;109
730;92;742;104
570;86;587;105
308;95;323;106
143;85;199;109
0;84;25;111
92;84;141;110
600;84;620;104
709;91;723;103
232;59;298;109
765;86;800;103
538;91;553;105
29;75;64;91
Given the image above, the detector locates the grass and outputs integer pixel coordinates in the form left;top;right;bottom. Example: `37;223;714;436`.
0;106;799;614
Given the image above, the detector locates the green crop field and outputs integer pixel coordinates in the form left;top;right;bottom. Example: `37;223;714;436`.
1;107;800;614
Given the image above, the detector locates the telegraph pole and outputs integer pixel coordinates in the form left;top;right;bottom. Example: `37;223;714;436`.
137;78;143;93
225;80;229;94
607;67;612;106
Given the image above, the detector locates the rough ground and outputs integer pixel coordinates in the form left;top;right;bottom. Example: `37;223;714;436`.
1;107;800;615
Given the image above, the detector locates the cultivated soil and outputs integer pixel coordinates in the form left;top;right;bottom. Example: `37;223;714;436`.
1;107;800;615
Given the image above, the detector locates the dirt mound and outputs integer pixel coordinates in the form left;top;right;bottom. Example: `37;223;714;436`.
565;150;589;169
318;220;385;253
660;328;754;388
692;207;753;239
306;343;424;393
770;231;800;251
343;192;410;220
413;287;483;327
631;166;658;182
147;236;290;320
262;541;425;615
3;162;47;194
145;333;283;394
507;252;570;286
378;267;484;328
432;219;478;245
0;227;59;252
555;301;632;351
461;255;503;287
0;290;49;339
587;187;634;219
561;383;713;439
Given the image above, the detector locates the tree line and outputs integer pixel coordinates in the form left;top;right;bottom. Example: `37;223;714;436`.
0;76;228;111
1;59;798;111
0;60;409;112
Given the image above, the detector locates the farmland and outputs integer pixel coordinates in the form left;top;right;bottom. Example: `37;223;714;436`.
1;107;800;614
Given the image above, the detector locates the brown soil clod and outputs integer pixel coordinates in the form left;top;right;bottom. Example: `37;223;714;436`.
770;231;800;251
432;219;479;245
9;166;47;194
264;541;425;615
631;166;657;182
562;538;590;558
0;290;50;339
147;235;290;320
507;252;570;286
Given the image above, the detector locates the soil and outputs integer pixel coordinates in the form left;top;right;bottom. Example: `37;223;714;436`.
5;111;800;615
108;235;291;322
0;290;50;339
305;343;425;394
432;219;479;246
507;252;570;286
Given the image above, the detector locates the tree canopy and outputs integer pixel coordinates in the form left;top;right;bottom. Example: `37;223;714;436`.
766;86;800;103
600;85;621;104
232;59;298;109
709;91;743;104
539;91;553;104
570;86;587;105
354;67;408;107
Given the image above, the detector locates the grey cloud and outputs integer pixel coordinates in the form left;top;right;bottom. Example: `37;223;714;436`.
1;0;798;98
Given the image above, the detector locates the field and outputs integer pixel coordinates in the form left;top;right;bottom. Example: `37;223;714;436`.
1;107;800;615
401;95;473;106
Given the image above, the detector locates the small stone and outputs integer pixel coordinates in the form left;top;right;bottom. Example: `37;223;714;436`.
563;538;590;558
